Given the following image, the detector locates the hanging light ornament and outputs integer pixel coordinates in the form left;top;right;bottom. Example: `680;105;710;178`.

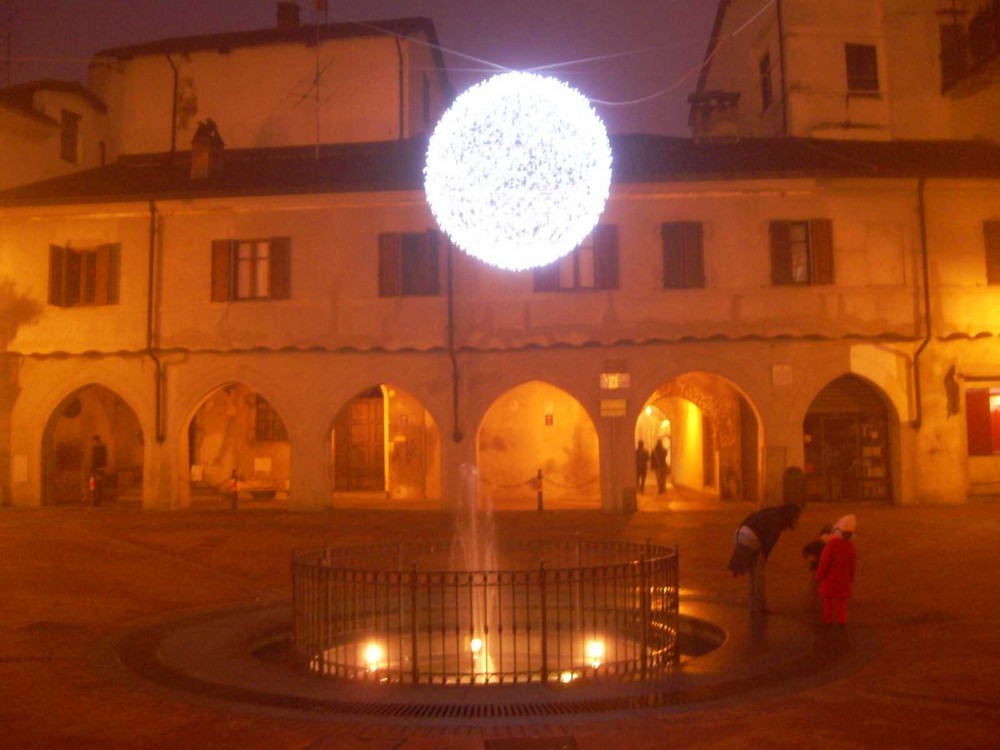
424;71;613;271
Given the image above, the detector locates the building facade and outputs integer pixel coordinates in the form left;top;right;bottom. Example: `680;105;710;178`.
1;4;999;512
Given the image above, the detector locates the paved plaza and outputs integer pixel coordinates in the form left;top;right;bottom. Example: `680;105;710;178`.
1;499;998;749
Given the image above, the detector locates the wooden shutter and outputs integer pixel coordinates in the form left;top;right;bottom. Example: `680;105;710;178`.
966;389;993;456
810;219;834;285
106;244;120;304
94;244;111;305
684;223;705;287
533;262;559;292
211;240;232;302
984;221;1000;285
769;221;793;285
378;233;402;297
269;237;291;299
423;230;441;295
49;245;66;306
593;224;619;290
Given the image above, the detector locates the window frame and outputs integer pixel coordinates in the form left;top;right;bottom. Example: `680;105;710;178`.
378;230;442;297
662;221;705;289
211;237;291;302
533;225;618;292
48;243;120;307
254;394;288;442
769;219;834;287
845;43;879;94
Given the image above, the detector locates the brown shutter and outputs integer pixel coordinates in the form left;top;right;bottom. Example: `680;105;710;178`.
269;237;291;299
683;222;705;288
770;221;793;285
378;233;402;297
593;224;619;290
94;244;111;305
106;244;120;304
424;230;441;295
662;223;685;288
49;245;66;306
966;389;993;456
810;219;834;285
211;240;232;302
533;262;559;291
984;221;1000;285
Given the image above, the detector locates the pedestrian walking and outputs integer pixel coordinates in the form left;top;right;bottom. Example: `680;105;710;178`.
728;502;802;614
650;438;669;494
816;514;857;626
635;440;650;493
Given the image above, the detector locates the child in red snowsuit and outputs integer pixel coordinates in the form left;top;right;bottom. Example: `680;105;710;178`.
815;514;857;626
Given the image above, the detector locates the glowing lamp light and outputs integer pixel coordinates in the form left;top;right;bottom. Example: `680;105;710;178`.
470;637;484;655
585;639;605;668
363;642;384;671
424;71;613;271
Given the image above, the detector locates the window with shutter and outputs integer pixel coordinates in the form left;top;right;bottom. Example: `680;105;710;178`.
769;220;834;286
48;243;121;307
845;44;879;93
378;231;441;297
210;238;291;301
984;221;1000;285
533;225;618;291
966;388;1000;456
662;222;705;289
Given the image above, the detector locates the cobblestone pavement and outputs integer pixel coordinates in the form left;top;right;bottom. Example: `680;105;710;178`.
1;500;998;749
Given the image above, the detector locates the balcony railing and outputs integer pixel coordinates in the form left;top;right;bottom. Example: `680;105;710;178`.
941;1;1000;93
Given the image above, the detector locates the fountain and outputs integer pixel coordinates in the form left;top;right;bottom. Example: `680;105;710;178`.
292;465;681;685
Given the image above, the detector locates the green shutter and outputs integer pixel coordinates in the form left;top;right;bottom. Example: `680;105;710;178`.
378;233;402;297
593;224;619;290
269;237;291;299
770;221;793;285
683;222;705;288
810;219;834;285
49;245;66;306
662;223;685;288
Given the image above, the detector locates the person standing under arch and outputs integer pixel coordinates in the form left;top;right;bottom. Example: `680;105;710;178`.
650;438;669;494
635;440;650;493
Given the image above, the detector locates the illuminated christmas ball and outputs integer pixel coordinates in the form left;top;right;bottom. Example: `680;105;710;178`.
424;72;612;271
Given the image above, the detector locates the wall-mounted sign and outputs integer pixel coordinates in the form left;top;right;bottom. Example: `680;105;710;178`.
600;399;627;418
600;372;630;390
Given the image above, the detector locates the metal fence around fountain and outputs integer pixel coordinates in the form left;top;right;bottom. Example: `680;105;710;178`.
292;539;679;685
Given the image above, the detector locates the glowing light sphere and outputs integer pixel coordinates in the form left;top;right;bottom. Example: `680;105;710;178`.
424;71;612;271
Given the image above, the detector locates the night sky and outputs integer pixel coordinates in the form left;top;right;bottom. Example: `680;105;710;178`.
6;0;717;136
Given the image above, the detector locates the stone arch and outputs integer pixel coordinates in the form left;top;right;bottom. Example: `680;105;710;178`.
637;370;764;505
180;381;291;507
41;383;145;506
476;380;601;510
802;373;899;503
327;383;442;507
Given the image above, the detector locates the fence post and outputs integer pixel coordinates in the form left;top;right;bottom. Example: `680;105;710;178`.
672;544;681;663
410;563;419;683
640;555;649;681
539;561;548;684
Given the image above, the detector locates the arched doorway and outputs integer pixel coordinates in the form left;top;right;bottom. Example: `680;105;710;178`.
477;381;600;510
803;374;893;502
638;372;760;506
42;385;144;505
187;383;290;506
329;384;440;507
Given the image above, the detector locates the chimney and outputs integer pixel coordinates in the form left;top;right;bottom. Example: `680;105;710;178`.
190;119;224;180
276;1;300;30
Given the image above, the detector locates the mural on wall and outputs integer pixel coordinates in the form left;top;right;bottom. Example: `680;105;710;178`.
330;384;441;504
43;384;144;505
477;381;600;510
187;383;290;502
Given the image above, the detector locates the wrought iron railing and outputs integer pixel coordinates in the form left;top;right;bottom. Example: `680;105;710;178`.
292;539;679;685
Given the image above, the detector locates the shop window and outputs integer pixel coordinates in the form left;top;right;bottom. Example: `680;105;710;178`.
60;109;81;163
662;222;705;289
378;230;441;296
254;395;288;442
984;220;1000;285
845;43;879;93
966;388;1000;456
534;225;618;292
769;219;834;286
48;243;120;307
211;237;291;301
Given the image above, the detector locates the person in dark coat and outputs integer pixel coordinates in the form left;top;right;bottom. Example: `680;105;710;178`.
816;514;857;626
650;438;669;494
635;440;650;493
728;502;802;614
